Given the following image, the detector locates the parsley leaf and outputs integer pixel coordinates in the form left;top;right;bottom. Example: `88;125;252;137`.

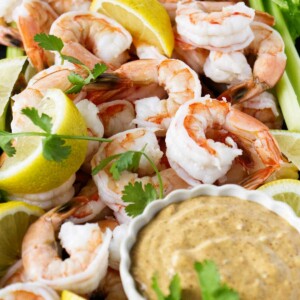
34;33;64;52
92;63;108;79
21;107;53;133
0;132;16;157
122;182;158;217
194;261;239;300
42;135;71;162
152;274;181;300
110;151;143;180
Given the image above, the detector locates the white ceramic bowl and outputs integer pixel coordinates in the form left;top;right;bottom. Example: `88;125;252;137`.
120;184;300;300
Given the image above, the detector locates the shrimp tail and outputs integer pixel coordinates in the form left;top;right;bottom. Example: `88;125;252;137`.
0;25;23;48
238;166;276;189
218;79;269;104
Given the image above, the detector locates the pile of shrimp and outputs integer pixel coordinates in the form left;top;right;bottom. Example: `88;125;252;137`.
0;0;291;298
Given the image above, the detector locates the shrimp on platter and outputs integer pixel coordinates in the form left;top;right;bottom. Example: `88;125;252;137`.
92;127;189;223
21;197;112;294
110;59;201;132
0;18;23;48
45;0;92;15
165;96;284;189
175;1;255;52
13;0;58;71
218;21;286;103
0;282;60;300
50;11;132;69
98;100;135;137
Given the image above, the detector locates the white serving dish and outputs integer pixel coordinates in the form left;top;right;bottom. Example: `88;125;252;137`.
120;184;300;300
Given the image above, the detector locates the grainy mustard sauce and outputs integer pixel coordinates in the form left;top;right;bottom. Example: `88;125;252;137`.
131;196;300;300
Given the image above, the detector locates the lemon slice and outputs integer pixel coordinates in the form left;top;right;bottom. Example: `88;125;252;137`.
0;201;43;278
271;130;300;170
61;290;86;300
0;89;88;194
90;0;174;57
0;56;27;130
259;179;300;216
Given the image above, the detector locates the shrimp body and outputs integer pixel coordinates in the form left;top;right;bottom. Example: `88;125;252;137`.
92;128;189;222
203;51;252;84
14;0;58;71
120;59;202;131
176;1;255;52
22;198;112;294
45;0;91;15
0;282;59;300
50;11;132;68
166;97;283;189
219;22;286;102
0;20;23;48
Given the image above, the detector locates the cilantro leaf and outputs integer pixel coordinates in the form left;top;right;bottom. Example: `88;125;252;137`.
0;132;16;157
34;33;64;52
152;274;181;300
92;63;108;79
194;261;239;300
109;151;142;180
91;154;122;176
122;182;158;217
21;107;53;133
68;72;85;85
42;135;71;162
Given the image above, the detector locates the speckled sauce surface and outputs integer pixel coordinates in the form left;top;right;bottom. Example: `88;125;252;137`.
131;196;300;300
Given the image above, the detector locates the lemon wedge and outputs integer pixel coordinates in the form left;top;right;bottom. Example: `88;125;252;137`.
0;89;87;194
259;179;300;216
61;290;86;300
0;201;43;278
90;0;174;57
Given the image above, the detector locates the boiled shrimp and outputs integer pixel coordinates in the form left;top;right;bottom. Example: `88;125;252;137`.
92;128;189;223
166;96;284;189
234;91;283;129
45;0;91;15
13;0;58;71
114;59;201;131
219;22;286;103
0;18;23;48
0;282;60;300
98;100;135;137
50;11;132;69
22;197;112;294
176;1;255;52
135;42;166;60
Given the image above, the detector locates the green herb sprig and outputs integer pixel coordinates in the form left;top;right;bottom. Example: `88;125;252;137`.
92;147;164;217
0;108;110;162
34;33;108;94
152;260;239;300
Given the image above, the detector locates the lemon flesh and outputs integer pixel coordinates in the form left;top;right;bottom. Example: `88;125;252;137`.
90;0;174;57
271;130;300;170
0;89;88;194
0;201;43;278
259;179;300;216
0;57;27;130
61;290;86;300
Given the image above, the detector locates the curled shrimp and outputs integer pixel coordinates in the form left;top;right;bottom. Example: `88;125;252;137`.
50;11;132;69
0;18;23;48
219;22;286;103
0;282;60;300
92;128;189;223
113;59;201;131
13;0;58;71
22;197;112;294
166;97;284;189
98;100;135;137
175;1;255;52
45;0;91;15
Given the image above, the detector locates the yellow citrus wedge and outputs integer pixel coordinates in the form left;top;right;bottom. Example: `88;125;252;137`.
259;179;300;216
0;201;43;278
61;290;86;300
0;89;88;194
90;0;174;57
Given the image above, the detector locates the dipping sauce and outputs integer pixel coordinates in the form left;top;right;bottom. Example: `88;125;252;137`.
131;196;300;300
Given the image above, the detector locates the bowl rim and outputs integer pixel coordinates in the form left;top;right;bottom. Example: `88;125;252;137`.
120;183;300;300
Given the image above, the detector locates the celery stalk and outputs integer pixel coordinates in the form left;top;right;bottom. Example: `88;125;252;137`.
6;47;24;59
265;0;300;101
249;0;265;11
